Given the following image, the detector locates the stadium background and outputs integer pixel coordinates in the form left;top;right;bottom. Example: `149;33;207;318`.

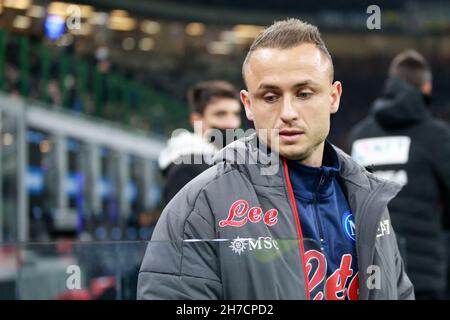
0;0;449;299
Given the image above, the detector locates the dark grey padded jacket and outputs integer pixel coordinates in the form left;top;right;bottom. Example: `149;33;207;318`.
138;133;415;300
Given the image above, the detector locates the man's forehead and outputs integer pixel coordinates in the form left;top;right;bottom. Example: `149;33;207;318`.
244;44;332;87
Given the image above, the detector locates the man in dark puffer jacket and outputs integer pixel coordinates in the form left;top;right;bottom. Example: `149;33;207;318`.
348;49;450;299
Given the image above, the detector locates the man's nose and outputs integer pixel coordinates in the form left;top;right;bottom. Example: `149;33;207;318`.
280;97;298;123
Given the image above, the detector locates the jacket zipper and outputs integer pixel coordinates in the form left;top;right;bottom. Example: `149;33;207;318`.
314;172;326;246
282;158;311;300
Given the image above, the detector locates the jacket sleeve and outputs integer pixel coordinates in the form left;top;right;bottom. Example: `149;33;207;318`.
395;248;415;299
392;226;415;300
137;186;222;300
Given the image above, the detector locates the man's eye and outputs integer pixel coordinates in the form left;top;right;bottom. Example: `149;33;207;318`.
297;92;312;99
264;95;278;103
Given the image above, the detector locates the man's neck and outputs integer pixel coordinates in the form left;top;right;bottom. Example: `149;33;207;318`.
299;141;325;168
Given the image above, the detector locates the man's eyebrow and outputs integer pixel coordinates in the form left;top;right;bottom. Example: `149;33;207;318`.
292;80;320;88
256;80;320;92
256;84;280;91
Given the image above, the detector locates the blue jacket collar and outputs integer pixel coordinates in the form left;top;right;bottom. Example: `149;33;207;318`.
287;140;341;201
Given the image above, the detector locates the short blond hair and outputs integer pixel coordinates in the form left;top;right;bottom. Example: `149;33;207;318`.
242;18;333;83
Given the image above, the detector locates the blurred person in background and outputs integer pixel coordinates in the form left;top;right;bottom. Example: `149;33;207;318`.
348;49;450;300
158;80;242;205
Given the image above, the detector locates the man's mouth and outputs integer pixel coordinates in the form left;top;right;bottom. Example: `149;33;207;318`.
278;129;304;142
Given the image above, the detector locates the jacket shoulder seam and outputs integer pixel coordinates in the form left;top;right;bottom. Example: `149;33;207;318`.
187;166;240;216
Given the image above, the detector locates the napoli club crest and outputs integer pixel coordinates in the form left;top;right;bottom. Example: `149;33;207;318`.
342;211;356;241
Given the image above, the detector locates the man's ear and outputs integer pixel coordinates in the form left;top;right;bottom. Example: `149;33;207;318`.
330;81;342;114
240;90;254;121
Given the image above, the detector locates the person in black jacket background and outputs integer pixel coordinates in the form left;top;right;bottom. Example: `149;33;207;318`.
348;49;450;299
158;80;242;205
